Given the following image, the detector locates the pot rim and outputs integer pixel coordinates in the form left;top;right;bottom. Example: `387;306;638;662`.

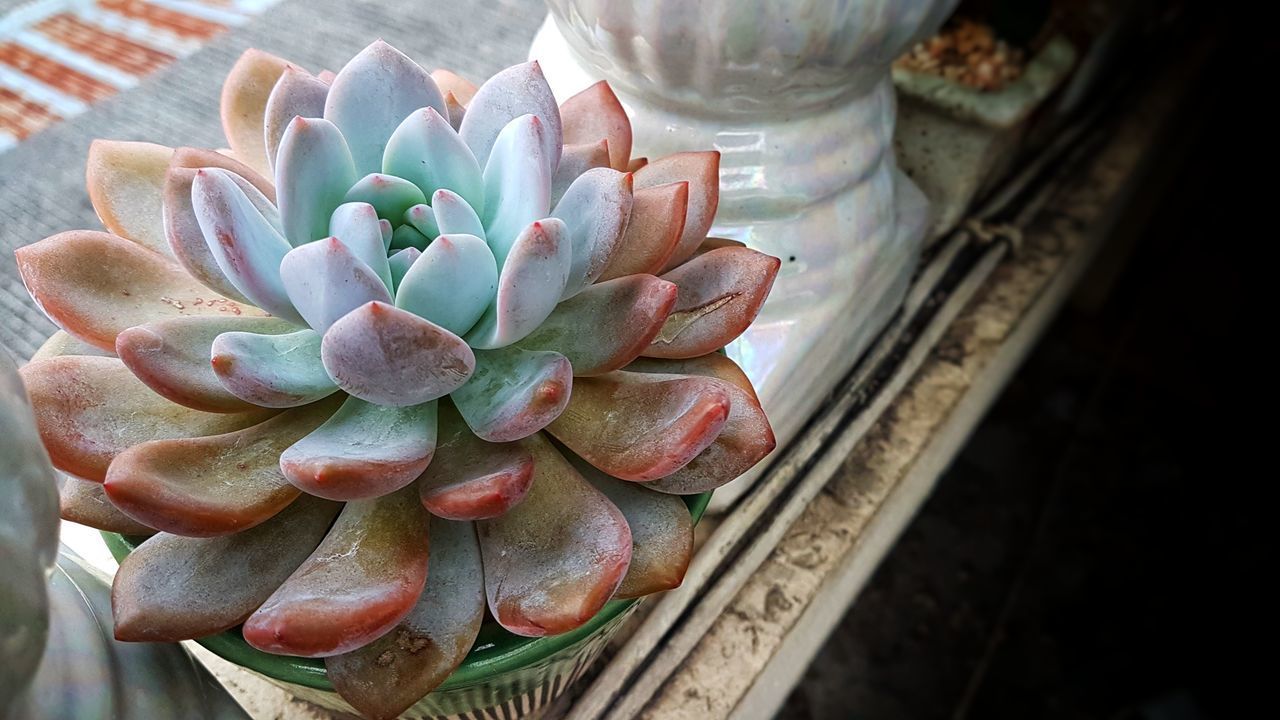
101;490;711;692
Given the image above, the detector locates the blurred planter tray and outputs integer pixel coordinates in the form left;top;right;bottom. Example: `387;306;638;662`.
894;35;1077;241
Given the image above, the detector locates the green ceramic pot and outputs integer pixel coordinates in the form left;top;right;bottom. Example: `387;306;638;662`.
102;491;711;719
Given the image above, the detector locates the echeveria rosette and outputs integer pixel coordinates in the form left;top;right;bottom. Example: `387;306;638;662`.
14;39;778;719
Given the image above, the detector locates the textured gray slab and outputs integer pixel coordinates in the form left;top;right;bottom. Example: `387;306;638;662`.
0;0;544;359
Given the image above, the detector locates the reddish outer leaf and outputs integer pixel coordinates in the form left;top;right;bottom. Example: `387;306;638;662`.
327;517;484;720
116;316;296;413
111;495;341;642
443;91;467;130
221;48;293;176
559;80;633;171
418;403;534;520
517;274;677;376
690;236;746;258
553;139;610;204
103;398;338;537
626;355;776;494
30;330;114;361
15;230;264;352
57;474;154;536
571;456;694;599
627;352;760;403
19;356;272;482
430;69;477;105
242;485;431;657
633;151;720;270
85;140;174;257
645;246;780;359
171;146;275;201
546;371;730;481
598;182;688;281
477;434;631;637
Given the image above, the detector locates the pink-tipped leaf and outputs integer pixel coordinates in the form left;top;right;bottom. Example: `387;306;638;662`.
281;395;437;501
242;485;431;657
451;346;572;443
418;403;534;520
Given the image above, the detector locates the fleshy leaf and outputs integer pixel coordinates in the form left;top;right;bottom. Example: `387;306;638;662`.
31;330;114;362
85;140;174;257
276;117;358;245
58;474;154;535
116;315;296;412
103;399;337;537
325;40;447;176
327;517;483;720
391;223;431;251
395;233;496;337
459;60;561;171
280;237;393;333
431;69;476;130
626;352;759;401
343;173;427;228
329;202;394;289
242;485;431;657
560;81;633;171
634;151;720;270
625;354;775;493
546;371;730;481
221;49;292;176
481;114;552;265
172;146;277;204
477;433;630;637
430;69;477;105
403;203;439;240
571;456;693;598
443;92;467;130
552;139;610;205
451;346;572;443
418;403;534;520
552;167;633;299
645;246;780;358
517;274;677;376
15;230;263;351
164;148;276;304
465;219;571;350
19;356;272;482
388;247;421;290
210;328;339;408
690;236;746;257
383;107;484;213
192;168;303;324
430;188;485;239
281;396;438;501
264;66;328;172
379;218;393;249
321;301;475;406
111;495;340;641
599;182;688;281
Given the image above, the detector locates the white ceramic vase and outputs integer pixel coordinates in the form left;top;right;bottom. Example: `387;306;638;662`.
530;0;958;509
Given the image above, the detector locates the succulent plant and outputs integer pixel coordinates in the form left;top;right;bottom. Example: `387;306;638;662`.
14;40;777;719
